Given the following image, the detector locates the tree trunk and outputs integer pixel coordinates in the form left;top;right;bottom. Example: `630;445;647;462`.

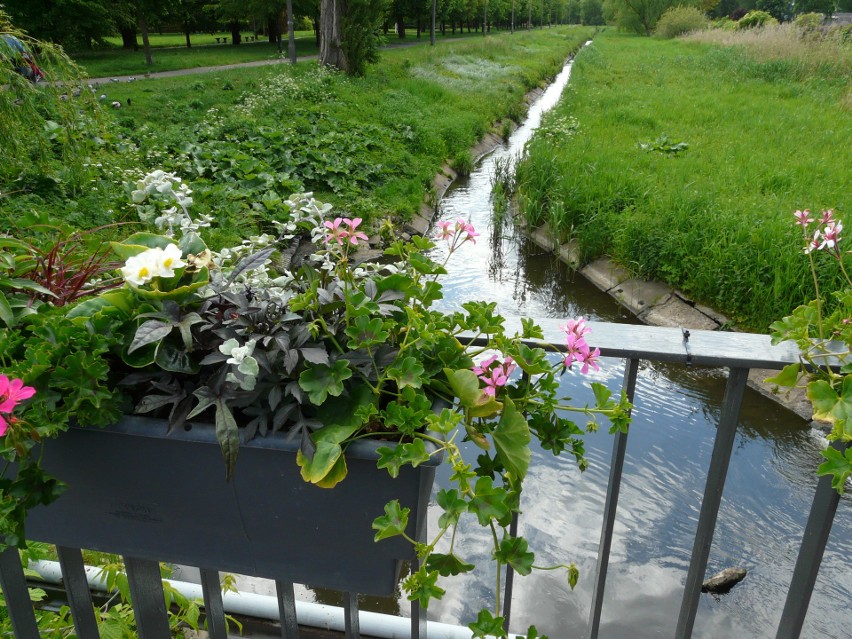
268;15;278;43
184;22;192;48
230;22;242;45
286;0;296;63
120;26;138;51
430;0;436;45
139;12;153;66
396;15;405;38
320;0;348;71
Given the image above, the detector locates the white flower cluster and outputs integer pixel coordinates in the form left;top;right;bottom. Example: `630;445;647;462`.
539;115;580;141
131;170;194;208
120;244;186;286
220;338;259;390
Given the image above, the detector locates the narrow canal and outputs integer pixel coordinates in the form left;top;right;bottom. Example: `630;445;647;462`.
415;54;852;638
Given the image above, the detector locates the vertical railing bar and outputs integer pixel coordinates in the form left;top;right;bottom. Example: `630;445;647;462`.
344;592;361;639
56;546;99;639
411;556;427;639
775;440;850;639
0;545;41;639
674;366;749;639
124;556;171;639
275;579;299;638
199;568;229;639
501;510;520;634
587;357;639;639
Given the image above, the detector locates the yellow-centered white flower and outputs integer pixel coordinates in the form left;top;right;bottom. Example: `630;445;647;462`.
120;244;185;286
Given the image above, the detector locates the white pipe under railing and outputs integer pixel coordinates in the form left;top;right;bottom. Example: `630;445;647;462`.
29;559;486;639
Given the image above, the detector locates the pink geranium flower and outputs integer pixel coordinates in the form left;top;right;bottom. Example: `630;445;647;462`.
0;375;36;436
323;218;349;245
794;209;813;227
472;355;516;396
343;218;369;246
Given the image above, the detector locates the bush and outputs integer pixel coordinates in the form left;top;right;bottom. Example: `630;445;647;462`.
655;6;710;38
712;17;738;30
730;7;749;20
737;10;779;29
793;12;824;31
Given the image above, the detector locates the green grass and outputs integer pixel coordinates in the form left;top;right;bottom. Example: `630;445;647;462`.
97;30;314;49
515;29;851;331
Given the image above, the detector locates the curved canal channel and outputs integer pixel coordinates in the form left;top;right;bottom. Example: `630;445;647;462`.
386;53;851;638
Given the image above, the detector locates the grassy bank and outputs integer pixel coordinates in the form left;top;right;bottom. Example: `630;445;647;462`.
2;27;594;249
515;28;851;331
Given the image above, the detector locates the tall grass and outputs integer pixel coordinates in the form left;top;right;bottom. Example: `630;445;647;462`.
515;29;850;331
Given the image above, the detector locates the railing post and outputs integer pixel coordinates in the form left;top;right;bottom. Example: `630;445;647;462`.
775;440;850;639
200;568;229;639
587;358;639;639
411;555;427;639
124;556;171;639
275;580;299;638
344;592;361;638
0;545;40;639
56;546;99;639
675;366;749;639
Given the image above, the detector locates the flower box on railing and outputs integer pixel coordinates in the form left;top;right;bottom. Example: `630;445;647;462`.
24;415;441;596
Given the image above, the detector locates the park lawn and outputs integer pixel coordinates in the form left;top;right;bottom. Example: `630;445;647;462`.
2;27;595;252
97;30;315;49
515;29;851;331
71;28;498;78
71;37;319;77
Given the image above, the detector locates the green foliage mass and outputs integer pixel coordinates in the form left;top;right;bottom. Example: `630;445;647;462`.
654;6;709;38
515;31;850;331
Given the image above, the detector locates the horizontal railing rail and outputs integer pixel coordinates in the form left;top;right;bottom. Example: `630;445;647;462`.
0;320;846;639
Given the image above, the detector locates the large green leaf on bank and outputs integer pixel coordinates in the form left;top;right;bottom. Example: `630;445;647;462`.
372;499;409;541
297;440;343;485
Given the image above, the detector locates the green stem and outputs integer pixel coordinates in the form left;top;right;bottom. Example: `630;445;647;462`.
489;521;502;616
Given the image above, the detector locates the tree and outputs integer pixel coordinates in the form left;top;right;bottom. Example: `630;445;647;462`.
2;0;114;47
793;0;835;16
319;0;389;76
605;0;702;34
581;0;605;22
756;0;789;20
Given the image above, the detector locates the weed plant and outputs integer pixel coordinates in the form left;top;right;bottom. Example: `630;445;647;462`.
515;30;850;330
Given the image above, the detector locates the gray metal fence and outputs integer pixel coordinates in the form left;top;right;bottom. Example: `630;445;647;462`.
0;320;846;639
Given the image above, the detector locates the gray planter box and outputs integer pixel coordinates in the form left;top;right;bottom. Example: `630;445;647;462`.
25;415;440;596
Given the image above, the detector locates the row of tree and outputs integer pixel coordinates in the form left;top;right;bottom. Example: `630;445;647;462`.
2;0;845;74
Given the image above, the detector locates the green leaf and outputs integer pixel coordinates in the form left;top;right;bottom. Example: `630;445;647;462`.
345;316;389;349
0;291;14;327
567;563;579;590
468;477;511;526
299;360;353;405
426;552;475;576
128;319;173;354
387;356;425;390
817;445;852;493
492;398;532;480
297;441;343;484
495;536;535;576
516;625;548;639
110;233;174;260
404;567;445;609
214;398;240;481
444;368;502;417
469;609;508;638
808;375;852;439
372;500;410;541
436;488;468;528
765;363;801;388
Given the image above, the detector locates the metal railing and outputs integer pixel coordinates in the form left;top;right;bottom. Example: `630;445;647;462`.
0;319;846;639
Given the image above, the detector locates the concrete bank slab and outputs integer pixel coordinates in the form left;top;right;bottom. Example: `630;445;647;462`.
640;295;720;331
609;278;672;317
580;258;633;292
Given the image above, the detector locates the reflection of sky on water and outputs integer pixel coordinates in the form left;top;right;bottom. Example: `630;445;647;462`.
306;55;852;638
